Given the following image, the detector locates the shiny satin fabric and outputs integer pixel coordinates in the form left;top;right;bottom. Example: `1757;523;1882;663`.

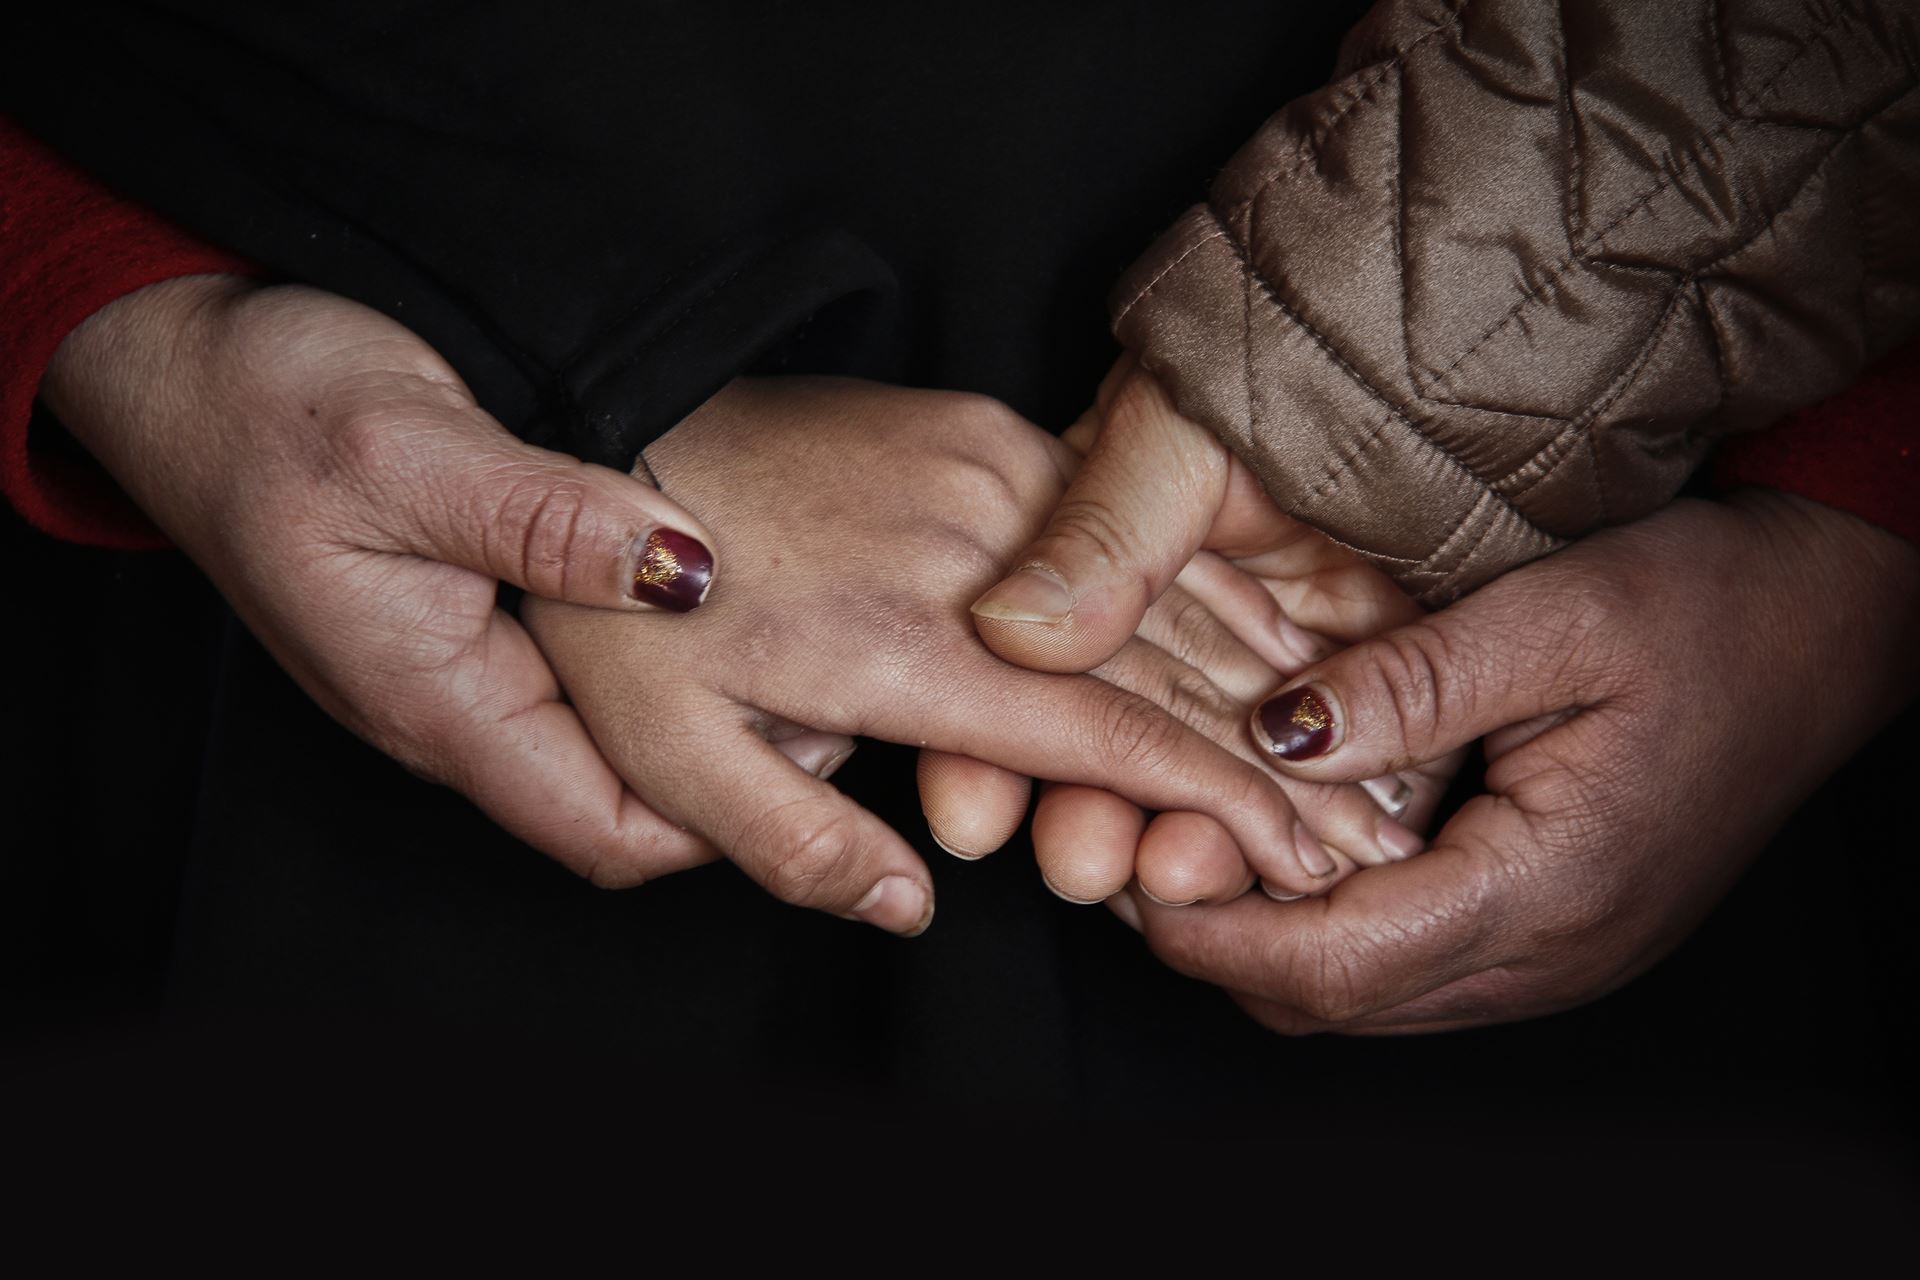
1114;0;1920;605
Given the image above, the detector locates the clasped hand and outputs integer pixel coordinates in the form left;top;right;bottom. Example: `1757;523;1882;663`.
51;277;1915;1033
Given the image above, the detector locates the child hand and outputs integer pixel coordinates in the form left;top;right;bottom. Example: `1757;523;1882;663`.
522;378;1343;934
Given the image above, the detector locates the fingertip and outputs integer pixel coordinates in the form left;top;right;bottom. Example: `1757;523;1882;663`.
1031;784;1144;906
847;874;936;937
1135;810;1247;908
970;609;1117;675
915;751;1031;859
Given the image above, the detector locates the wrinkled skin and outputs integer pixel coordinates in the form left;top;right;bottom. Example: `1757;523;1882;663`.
41;277;741;876
967;361;1919;1034
1123;493;1919;1031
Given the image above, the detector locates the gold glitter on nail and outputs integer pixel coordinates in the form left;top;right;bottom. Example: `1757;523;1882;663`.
635;530;681;588
1290;694;1331;731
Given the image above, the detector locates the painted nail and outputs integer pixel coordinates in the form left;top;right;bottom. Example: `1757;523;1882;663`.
1109;892;1144;932
1377;817;1425;862
1361;774;1414;818
630;528;714;611
1254;685;1336;761
969;564;1073;624
930;829;987;861
1294;819;1338;879
850;876;933;937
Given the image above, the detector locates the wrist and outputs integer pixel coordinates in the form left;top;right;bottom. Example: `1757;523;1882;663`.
40;273;256;449
1726;486;1920;704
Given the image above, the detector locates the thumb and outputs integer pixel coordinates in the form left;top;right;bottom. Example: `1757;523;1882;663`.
969;364;1230;673
1247;572;1596;782
388;404;719;612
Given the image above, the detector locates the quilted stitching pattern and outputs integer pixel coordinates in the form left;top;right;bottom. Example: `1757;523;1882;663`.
1113;0;1920;604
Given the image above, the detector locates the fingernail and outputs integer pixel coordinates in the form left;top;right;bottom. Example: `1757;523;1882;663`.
1042;876;1104;906
1377;817;1424;862
1138;884;1201;908
816;745;856;781
1109;892;1144;932
630;528;714;611
1261;880;1305;902
930;830;987;861
1274;617;1331;668
1361;774;1414;817
850;876;933;936
1293;819;1338;879
1254;686;1336;761
969;564;1073;624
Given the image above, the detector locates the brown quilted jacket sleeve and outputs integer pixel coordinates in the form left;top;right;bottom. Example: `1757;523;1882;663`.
1112;0;1920;605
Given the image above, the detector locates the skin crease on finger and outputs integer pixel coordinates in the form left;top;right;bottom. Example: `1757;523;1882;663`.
1109;493;1920;1034
522;376;1380;926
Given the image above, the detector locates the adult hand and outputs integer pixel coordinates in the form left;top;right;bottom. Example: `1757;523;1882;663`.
942;358;1460;904
524;377;1374;935
1118;492;1920;1032
38;276;793;878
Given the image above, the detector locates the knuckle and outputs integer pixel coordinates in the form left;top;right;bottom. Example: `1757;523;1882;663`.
327;405;410;495
1047;497;1142;574
1366;623;1459;758
755;804;865;908
488;470;594;598
1153;664;1240;736
1090;690;1188;776
941;391;1027;443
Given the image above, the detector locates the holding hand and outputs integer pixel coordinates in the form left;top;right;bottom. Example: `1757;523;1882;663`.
40;277;761;878
524;378;1349;934
1124;493;1920;1031
958;360;1462;906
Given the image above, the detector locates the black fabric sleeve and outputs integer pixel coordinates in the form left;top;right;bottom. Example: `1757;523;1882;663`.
7;3;907;468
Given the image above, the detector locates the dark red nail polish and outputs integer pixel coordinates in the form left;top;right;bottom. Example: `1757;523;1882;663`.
631;528;713;611
1255;686;1334;760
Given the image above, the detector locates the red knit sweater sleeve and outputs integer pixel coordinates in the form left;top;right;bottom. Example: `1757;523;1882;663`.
1713;340;1920;546
0;115;255;550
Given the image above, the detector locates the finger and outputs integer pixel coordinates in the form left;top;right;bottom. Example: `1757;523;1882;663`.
1361;753;1464;835
423;610;721;886
1089;635;1427;874
377;400;720;612
1134;810;1254;906
1030;784;1145;904
1134;579;1290;705
916;750;1031;860
1247;574;1601;784
1127;793;1528;1023
635;707;936;935
970;365;1231;673
915;661;1338;896
1170;551;1336;677
767;728;860;782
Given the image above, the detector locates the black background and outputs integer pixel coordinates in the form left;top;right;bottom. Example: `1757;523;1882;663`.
4;0;1917;1195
